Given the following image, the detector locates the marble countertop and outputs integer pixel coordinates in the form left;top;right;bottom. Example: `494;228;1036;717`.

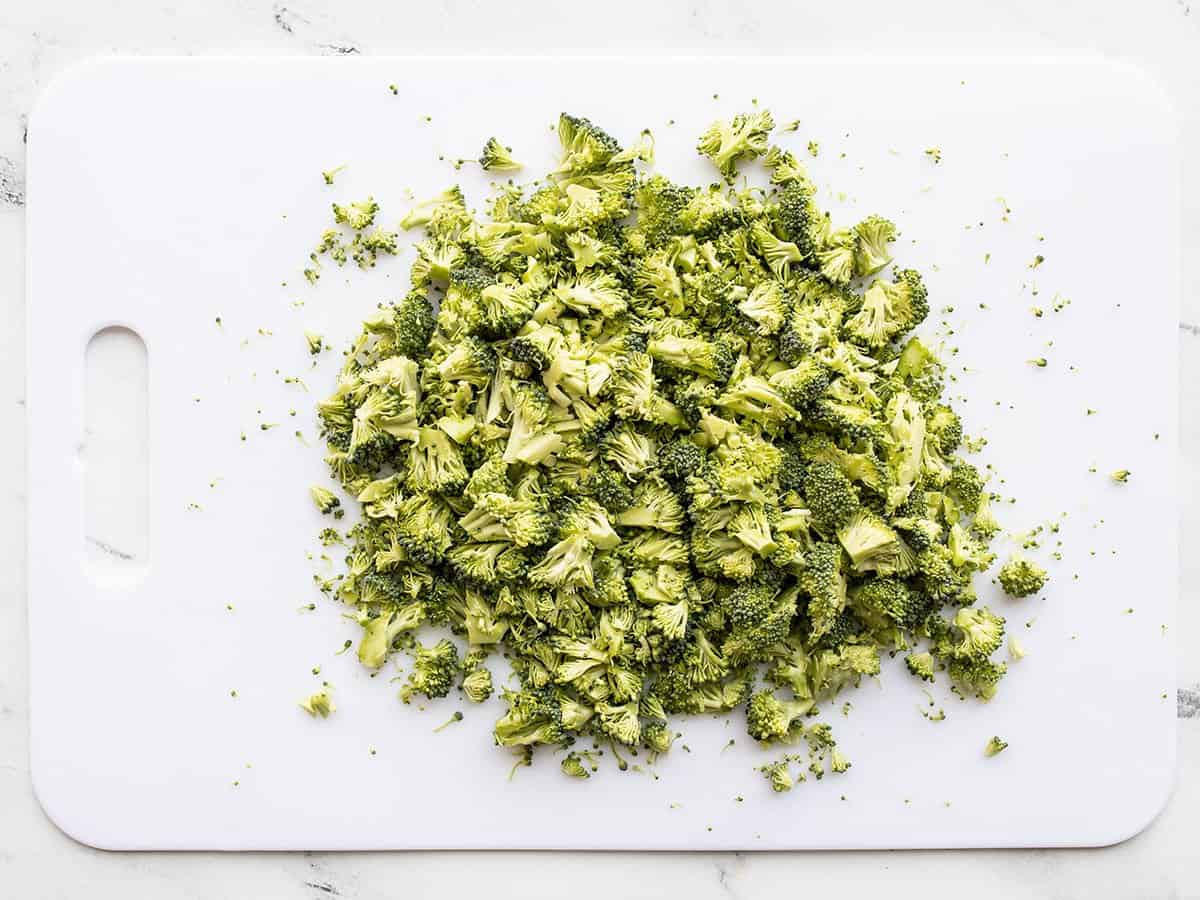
1;0;1197;896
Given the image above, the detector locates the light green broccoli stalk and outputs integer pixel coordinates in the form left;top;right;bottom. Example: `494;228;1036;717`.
300;691;335;718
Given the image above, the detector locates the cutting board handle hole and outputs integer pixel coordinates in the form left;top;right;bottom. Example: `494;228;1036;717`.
83;326;149;583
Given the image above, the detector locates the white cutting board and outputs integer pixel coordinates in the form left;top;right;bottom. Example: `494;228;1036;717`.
27;57;1178;850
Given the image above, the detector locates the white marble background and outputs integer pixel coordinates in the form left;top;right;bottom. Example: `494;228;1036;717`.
2;1;1199;897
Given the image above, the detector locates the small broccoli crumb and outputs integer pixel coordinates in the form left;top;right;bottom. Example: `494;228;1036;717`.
1008;635;1026;661
433;710;464;732
300;691;335;718
309;485;341;517
924;147;942;164
1110;469;1131;484
984;735;1008;757
321;165;346;185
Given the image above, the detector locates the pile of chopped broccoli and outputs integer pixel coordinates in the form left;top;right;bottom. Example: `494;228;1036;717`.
306;110;1041;793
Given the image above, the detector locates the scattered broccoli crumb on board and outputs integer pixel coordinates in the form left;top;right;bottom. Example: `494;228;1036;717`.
301;691;335;717
984;735;1008;757
309;485;342;517
1110;469;1131;484
304;109;1039;792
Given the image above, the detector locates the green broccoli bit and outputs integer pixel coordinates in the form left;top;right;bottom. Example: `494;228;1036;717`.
997;555;1048;598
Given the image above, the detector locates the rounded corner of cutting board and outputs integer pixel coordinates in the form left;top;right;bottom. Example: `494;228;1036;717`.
1077;750;1178;849
27;56;128;144
30;757;126;852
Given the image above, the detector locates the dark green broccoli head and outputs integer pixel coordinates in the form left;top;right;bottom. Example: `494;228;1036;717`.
803;461;861;533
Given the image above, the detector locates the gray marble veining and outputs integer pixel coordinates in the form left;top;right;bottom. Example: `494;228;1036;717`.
2;0;1199;896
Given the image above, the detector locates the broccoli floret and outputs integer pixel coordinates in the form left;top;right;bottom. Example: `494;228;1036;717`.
479;137;523;172
799;541;848;640
721;582;798;664
836;510;911;575
852;215;897;277
555;113;623;175
358;604;424;669
947;461;985;514
926;404;963;455
769;359;830;409
437;335;497;387
459;492;553;547
528;534;596;589
803;461;861;533
310;485;342;516
774;181;823;259
462;667;494;703
905;651;936;682
493;688;564;747
332;197;379;231
658;439;705;483
745;689;815;742
696;109;775;179
615;477;686;532
583;465;634;512
997;554;1049;598
407;427;469;494
738;280;789;334
399;639;461;703
817;229;858;285
751;221;804;280
948;657;1007;701
394;494;456;564
391;290;437;358
758;758;795;793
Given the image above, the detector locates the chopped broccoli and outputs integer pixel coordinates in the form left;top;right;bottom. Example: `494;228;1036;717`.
309;485;341;516
479;137;523;172
997;554;1049;598
746;689;815;742
399;639;461;703
696;109;775;179
304;108;1045;790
